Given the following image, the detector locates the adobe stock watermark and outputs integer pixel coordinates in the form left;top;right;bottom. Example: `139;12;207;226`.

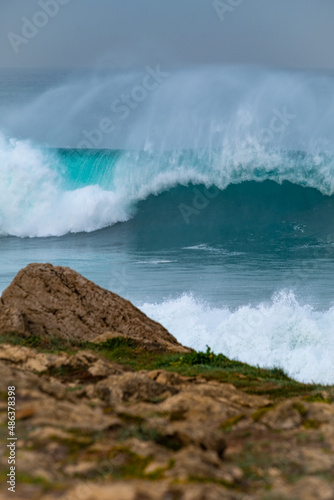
178;185;220;225
108;266;132;296
77;65;170;149
61;460;115;500
258;107;296;145
213;0;244;22
59;414;170;500
8;0;72;54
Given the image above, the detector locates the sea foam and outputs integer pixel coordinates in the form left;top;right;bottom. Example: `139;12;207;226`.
140;291;334;384
0;133;130;237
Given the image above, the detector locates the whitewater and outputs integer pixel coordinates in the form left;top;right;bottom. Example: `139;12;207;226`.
1;66;334;384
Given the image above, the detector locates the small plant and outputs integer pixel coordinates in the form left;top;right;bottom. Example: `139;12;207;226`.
181;346;229;367
293;402;307;417
97;337;135;350
303;393;332;404
267;366;291;381
22;334;43;348
251;406;273;422
220;414;245;431
0;331;87;352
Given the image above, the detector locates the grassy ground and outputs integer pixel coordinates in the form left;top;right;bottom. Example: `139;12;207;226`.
1;332;333;401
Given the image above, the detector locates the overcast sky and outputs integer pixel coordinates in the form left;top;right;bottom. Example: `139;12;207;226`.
1;0;334;69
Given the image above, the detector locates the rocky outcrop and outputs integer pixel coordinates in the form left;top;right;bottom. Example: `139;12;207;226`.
1;265;334;500
0;263;189;352
0;343;334;500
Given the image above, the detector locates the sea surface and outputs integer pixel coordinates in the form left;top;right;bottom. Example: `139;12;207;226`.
1;66;334;383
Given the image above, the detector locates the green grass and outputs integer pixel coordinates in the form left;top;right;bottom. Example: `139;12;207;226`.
117;419;184;451
107;448;166;480
0;332;85;353
251;406;274;422
220;414;246;431
9;473;60;494
1;333;333;401
303;393;333;404
95;343;330;401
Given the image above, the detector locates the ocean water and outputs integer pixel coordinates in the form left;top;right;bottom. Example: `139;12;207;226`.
1;66;334;384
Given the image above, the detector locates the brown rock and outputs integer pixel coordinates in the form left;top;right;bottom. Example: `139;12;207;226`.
0;304;27;335
0;263;190;352
0;343;126;380
303;401;334;425
260;400;303;430
273;477;334;500
28;427;73;441
296;448;334;473
167;446;242;484
16;450;60;482
64;461;98;477
16;407;35;420
159;382;269;424
162;422;226;458
47;482;156;500
96;372;178;403
92;331;125;343
45;481;241;500
147;369;190;386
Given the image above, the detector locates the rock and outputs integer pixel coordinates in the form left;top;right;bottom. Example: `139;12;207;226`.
96;372;178;403
260;400;303;430
30;398;117;431
64;461;98;476
0;263;190;352
0;304;27;335
0;343;126;381
1;265;334;500
88;358;114;377
147;369;190;386
15;407;35;420
28;427;73;441
92;331;127;343
161;422;226;458
44;481;241;500
0;344;39;364
303;401;334;425
48;482;156;500
273;476;334;500
166;446;242;484
296;447;334;473
125;437;173;462
158;382;269;425
16;450;60;482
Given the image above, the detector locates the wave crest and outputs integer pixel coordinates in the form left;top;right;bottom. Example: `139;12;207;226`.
1;132;334;237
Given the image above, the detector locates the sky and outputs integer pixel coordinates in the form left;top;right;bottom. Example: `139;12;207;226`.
0;0;334;70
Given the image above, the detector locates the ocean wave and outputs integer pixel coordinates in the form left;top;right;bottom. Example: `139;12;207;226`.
0;135;131;237
1;132;334;237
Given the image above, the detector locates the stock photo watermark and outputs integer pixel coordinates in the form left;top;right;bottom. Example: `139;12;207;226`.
178;105;296;224
8;0;72;54
213;0;244;22
108;266;132;296
6;386;17;493
77;65;170;149
258;106;296;144
178;185;220;225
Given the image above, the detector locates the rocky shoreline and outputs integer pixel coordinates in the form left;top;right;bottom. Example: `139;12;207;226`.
1;264;334;500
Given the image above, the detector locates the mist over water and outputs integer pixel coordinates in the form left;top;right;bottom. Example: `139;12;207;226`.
1;65;334;383
1;66;334;152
